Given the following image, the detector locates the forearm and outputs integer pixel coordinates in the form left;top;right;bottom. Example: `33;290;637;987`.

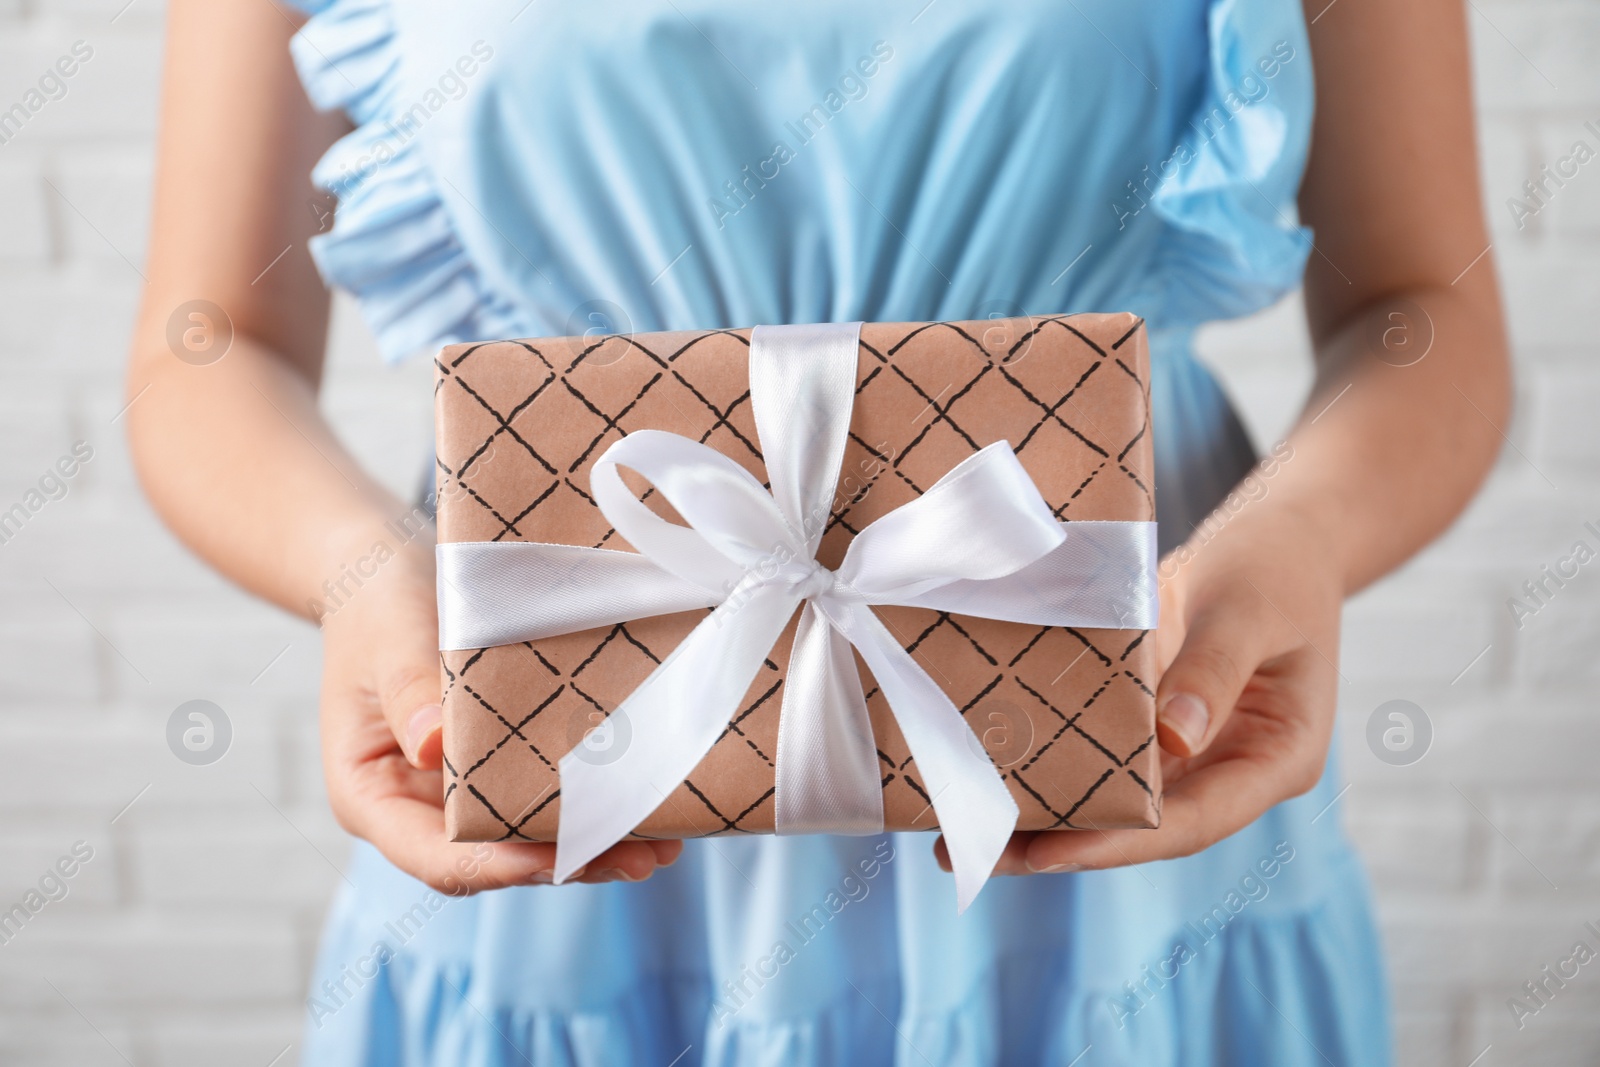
1246;282;1510;595
126;338;421;622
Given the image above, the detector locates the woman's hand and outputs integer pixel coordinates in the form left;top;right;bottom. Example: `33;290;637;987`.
934;491;1344;876
317;531;682;893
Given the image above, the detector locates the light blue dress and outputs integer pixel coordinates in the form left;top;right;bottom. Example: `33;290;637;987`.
286;1;1390;1063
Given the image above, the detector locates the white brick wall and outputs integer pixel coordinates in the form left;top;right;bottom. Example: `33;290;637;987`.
0;0;1593;1062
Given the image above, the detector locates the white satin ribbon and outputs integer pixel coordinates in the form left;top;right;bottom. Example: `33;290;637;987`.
437;321;1158;910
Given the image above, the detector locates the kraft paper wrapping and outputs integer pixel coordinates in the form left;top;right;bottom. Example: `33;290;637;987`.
436;315;1161;842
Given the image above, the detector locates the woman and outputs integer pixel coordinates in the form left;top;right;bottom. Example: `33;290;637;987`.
126;0;1508;1063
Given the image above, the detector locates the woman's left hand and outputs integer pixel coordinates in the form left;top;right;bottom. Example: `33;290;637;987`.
935;493;1344;876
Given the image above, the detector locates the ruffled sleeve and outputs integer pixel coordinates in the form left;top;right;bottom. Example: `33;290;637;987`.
285;0;524;363
1147;0;1315;327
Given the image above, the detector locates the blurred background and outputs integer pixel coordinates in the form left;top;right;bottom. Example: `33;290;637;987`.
0;1;1595;1063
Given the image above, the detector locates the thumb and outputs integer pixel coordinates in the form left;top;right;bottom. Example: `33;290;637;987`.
370;576;445;770
1155;602;1265;758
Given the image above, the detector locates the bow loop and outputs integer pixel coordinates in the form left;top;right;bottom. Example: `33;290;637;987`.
592;430;799;587
839;441;1069;601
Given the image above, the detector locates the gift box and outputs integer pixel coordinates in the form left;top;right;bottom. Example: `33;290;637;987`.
434;315;1160;899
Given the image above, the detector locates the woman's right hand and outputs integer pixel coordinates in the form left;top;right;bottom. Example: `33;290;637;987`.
316;533;682;894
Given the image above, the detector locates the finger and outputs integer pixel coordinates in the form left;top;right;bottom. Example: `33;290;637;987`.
366;576;446;770
934;752;1294;877
351;758;687;881
645;839;686;868
932;831;1037;876
1154;597;1269;758
355;792;678;891
1019;742;1311;873
360;792;556;892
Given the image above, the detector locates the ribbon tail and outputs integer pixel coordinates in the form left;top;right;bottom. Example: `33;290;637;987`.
828;603;1018;912
774;603;884;837
552;583;799;882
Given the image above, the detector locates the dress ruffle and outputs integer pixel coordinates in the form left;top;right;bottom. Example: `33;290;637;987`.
1147;0;1316;327
306;844;1387;1067
289;0;1314;361
288;0;524;363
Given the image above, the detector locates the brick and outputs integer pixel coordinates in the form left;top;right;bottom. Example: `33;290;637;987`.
1344;789;1474;894
128;806;347;907
11;30;163;141
0;617;100;704
1469;1;1600;113
0;402;74;485
1392;987;1465;1067
0;711;283;811
1468;968;1600;1064
148;1013;303;1067
1419;703;1600;789
0;828;118;906
1423;484;1599;573
0;913;304;1007
0;160;52;262
1525;364;1600;477
52;146;152;266
1484;791;1600;893
1536;116;1600;237
1377;898;1599;989
37;0;170;17
0;1025;139;1067
1504;566;1600;683
98;593;311;696
1499;245;1600;352
0;266;143;378
1341;577;1497;683
1480;115;1543;243
0;496;243;603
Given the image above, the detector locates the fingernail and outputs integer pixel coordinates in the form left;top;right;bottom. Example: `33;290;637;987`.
405;704;443;756
526;870;554;884
1026;861;1085;874
1159;692;1209;752
591;867;641;883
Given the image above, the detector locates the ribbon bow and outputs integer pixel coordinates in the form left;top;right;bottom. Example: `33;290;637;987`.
438;322;1157;909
